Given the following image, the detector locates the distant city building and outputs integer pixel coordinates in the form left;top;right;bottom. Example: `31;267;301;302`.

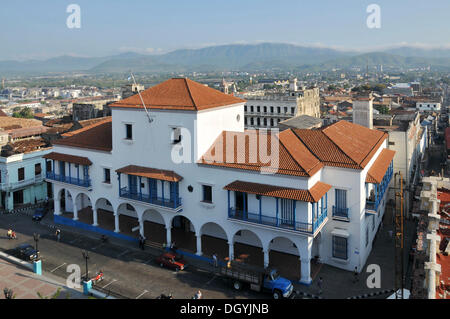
374;111;427;215
72;98;118;121
239;79;320;129
416;102;441;112
121;83;144;99
352;93;374;129
278;114;323;131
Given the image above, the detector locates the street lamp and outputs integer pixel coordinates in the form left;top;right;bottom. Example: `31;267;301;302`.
82;250;89;282
33;233;40;260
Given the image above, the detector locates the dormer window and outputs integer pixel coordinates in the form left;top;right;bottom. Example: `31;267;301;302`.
172;127;182;144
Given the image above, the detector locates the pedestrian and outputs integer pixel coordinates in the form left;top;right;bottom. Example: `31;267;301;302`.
193;290;202;299
353;267;359;283
55;228;61;242
170;241;176;252
388;230;393;240
212;253;218;268
317;277;323;295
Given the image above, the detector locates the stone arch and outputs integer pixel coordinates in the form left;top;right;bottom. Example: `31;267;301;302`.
74;192;93;224
142;208;166;245
116;202;140;237
199;222;229;259
232;229;264;267
170;215;196;253
268;236;301;281
56;188;73;216
94;198;115;230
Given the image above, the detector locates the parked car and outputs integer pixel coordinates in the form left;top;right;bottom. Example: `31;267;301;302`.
32;207;47;221
15;243;39;262
156;252;187;271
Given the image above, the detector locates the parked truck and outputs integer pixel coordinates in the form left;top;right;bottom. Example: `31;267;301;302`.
218;260;294;299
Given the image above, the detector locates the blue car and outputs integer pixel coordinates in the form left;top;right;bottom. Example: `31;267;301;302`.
32;207;47;221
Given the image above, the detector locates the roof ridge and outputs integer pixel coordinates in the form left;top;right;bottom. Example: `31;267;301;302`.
293;128;360;168
183;78;198;110
277;130;321;176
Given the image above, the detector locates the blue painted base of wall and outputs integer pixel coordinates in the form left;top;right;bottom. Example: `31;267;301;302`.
83;280;92;295
298;280;312;286
33;260;42;275
54;215;139;243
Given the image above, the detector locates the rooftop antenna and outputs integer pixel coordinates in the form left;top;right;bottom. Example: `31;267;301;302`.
129;72;153;124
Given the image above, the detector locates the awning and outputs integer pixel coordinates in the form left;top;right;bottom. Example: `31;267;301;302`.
366;149;395;184
223;180;331;203
43;152;92;166
116;165;183;182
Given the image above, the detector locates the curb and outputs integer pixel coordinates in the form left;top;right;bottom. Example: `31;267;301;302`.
88;288;116;299
0;251;33;271
294;290;322;299
346;289;396;299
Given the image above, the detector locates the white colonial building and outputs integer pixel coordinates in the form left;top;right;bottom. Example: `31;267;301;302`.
44;78;394;284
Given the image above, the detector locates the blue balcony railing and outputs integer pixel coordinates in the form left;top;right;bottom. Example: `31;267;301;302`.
228;208;327;234
332;206;349;219
46;172;91;188
366;162;394;212
119;187;182;209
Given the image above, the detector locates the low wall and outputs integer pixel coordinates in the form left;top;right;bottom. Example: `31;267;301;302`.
54;215;138;243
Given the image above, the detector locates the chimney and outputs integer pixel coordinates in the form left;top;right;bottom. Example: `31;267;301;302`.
352;92;373;129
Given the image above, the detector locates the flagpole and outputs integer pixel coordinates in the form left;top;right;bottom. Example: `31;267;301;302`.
129;72;153;123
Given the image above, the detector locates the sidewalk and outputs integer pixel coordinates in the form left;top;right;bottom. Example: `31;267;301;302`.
0;258;87;299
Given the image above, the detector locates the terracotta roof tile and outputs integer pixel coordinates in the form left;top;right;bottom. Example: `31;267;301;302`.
278;129;323;175
116;165;183;182
223;180;331;203
366;148;395;183
43;152;92;166
322;121;388;168
200;130;314;177
292;129;359;169
62;117;111;137
53;120;112;152
110;78;245;111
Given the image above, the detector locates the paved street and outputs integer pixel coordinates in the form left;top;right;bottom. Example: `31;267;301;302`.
0;211;267;299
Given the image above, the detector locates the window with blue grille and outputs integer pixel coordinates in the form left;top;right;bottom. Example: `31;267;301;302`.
332;236;348;260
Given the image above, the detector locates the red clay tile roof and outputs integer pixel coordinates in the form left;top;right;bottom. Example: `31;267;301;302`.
223;180;331;203
201;120;388;177
116;165;183;182
62;117;112;137
291;129;360;169
53;120;112;152
43;152;92;166
366;149;395;184
110;78;245;111
200;130;322;177
0;109;8;117
321;121;388;168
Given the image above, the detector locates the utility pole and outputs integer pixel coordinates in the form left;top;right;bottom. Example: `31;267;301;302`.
393;172;405;299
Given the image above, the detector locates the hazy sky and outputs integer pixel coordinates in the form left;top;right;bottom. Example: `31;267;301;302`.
0;0;449;60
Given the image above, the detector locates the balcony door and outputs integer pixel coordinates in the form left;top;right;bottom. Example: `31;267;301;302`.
235;192;248;217
128;175;138;195
280;199;294;226
59;162;65;178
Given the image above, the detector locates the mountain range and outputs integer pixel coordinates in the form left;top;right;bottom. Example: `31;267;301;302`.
2;43;450;75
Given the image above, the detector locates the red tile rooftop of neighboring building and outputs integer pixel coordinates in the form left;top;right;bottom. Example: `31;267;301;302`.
53;119;112;152
436;188;450;299
110;78;245;111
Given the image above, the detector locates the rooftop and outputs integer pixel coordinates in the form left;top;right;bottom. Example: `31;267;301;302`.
279;115;323;130
110;78;245;111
